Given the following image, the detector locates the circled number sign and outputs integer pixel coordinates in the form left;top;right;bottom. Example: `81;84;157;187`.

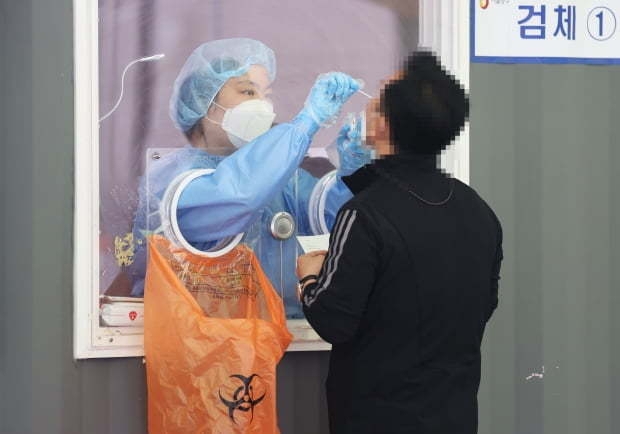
587;7;617;41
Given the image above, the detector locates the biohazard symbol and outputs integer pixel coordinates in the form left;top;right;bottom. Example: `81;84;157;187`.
218;374;265;424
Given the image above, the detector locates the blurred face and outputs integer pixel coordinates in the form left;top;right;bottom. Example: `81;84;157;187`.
197;65;273;154
365;97;390;157
365;71;403;157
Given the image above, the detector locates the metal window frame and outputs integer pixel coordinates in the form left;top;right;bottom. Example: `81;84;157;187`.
73;0;470;358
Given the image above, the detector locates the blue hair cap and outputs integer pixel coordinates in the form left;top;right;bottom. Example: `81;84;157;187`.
170;38;276;132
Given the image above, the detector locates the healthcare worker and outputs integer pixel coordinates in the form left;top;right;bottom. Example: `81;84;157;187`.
130;38;371;318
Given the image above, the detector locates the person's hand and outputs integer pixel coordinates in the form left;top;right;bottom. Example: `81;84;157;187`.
336;115;372;176
300;73;360;127
296;250;328;279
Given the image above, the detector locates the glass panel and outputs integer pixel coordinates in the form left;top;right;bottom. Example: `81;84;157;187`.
97;0;420;322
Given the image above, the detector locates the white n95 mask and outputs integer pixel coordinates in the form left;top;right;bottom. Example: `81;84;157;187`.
210;99;276;148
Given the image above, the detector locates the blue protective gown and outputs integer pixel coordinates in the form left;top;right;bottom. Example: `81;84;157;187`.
131;115;353;318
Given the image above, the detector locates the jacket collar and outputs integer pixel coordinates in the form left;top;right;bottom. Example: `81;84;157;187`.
343;153;440;195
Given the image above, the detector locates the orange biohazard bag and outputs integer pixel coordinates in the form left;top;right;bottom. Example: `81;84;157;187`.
144;235;292;434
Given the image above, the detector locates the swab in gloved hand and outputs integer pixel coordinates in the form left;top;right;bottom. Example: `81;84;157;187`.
301;72;360;127
354;79;374;99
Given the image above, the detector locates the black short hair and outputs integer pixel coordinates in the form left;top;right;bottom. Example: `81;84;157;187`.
381;51;469;155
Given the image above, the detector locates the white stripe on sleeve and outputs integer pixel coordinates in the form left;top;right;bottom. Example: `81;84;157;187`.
304;209;357;307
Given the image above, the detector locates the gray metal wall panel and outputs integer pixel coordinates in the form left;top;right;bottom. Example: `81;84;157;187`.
471;63;620;434
2;0;36;433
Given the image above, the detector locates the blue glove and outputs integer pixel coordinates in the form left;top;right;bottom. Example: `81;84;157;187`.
336;115;372;176
300;72;360;127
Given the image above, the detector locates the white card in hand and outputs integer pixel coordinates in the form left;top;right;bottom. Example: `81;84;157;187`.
297;234;330;253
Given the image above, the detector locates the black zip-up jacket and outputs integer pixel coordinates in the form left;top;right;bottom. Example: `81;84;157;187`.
302;154;503;434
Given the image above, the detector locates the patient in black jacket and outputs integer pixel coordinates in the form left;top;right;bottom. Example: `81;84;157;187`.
296;50;503;434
